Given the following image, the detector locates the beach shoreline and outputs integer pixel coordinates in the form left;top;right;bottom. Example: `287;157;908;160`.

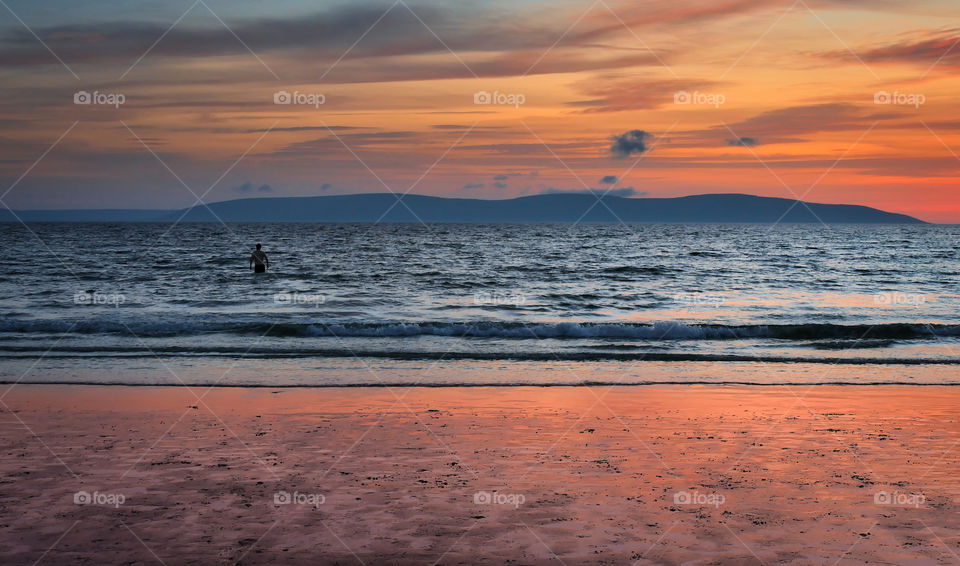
2;384;958;565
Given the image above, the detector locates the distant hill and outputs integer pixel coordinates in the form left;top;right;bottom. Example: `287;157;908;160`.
0;193;925;223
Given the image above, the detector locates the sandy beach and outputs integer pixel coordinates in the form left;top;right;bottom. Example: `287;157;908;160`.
1;384;958;565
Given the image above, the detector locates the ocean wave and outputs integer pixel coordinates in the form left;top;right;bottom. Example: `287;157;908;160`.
1;319;959;341
0;345;956;365
600;266;671;274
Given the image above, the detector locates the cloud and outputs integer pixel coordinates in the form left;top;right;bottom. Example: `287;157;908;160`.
542;187;644;197
610;130;652;159
492;181;508;189
319;183;332;191
244;126;362;133
726;137;758;147
0;6;440;68
725;104;886;136
432;124;506;130
232;182;273;194
820;30;960;67
0;4;665;81
681;103;902;147
599;175;618;184
270;130;419;157
493;174;509;181
463;182;484;189
570;77;720;113
604;187;644;197
571;0;790;43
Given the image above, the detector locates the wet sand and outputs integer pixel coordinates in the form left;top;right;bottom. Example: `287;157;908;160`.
1;384;959;565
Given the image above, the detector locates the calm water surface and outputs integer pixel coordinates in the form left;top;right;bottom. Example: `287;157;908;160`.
1;222;957;385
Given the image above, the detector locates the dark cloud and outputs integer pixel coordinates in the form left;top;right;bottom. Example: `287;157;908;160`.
233;182;272;194
726;137;758;147
604;187;644;197
320;183;332;191
463;182;484;189
492;174;509;181
599;175;618;184
610;130;652;159
542;187;644;197
492;181;508;189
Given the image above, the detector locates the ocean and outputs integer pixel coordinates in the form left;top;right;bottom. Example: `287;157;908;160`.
1;222;958;386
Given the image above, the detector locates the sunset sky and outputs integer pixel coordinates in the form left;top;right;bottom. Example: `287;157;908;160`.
1;0;959;221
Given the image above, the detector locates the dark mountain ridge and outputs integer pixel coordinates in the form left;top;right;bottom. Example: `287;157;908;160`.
0;193;926;223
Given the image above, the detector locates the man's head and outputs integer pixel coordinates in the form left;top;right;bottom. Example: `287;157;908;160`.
256;243;262;250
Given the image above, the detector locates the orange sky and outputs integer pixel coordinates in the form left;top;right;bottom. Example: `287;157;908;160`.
1;0;959;221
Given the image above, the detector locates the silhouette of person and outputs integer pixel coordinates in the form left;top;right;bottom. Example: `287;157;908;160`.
249;243;269;273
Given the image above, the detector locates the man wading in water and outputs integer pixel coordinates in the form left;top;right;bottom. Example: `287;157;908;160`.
249;243;270;273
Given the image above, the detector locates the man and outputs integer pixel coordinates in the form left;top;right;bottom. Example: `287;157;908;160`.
249;243;269;273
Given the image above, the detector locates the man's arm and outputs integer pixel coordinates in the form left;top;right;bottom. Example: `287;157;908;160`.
265;254;270;268
249;254;254;269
